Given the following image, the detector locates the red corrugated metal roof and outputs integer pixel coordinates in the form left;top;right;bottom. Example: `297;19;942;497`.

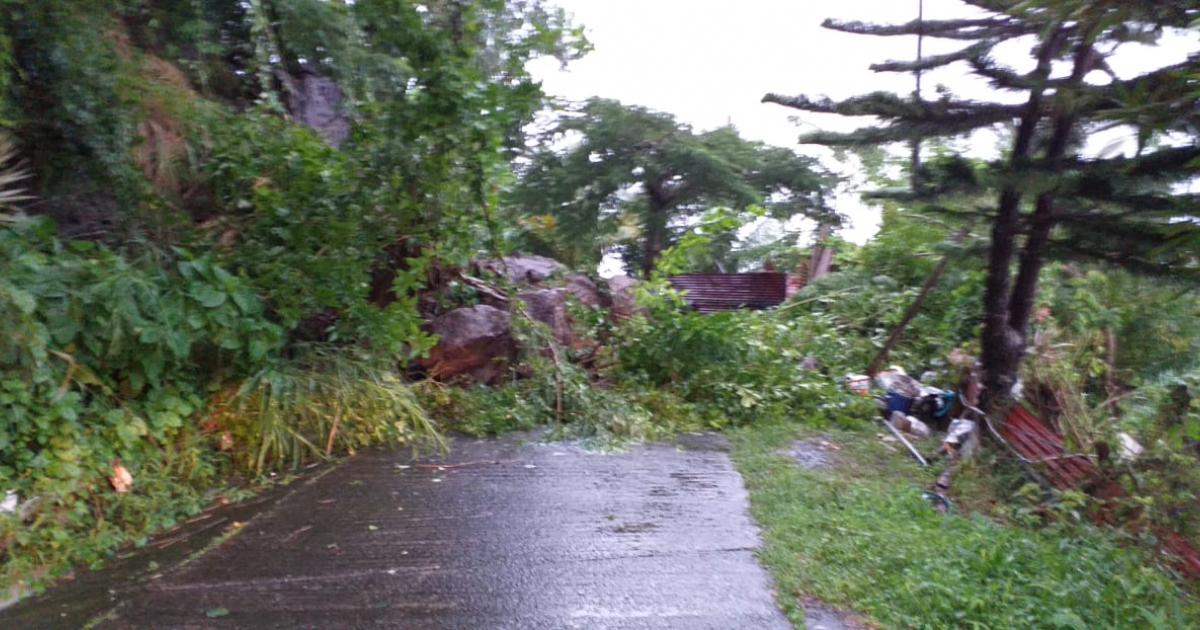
1000;405;1200;579
1000;405;1094;490
667;273;788;313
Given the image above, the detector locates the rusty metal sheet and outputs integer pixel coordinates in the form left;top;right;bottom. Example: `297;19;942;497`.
1000;406;1093;490
1000;405;1200;580
667;273;789;313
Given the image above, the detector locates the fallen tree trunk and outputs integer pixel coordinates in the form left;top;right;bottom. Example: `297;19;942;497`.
867;225;971;376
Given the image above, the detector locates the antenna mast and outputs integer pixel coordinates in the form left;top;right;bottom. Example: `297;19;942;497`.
910;0;924;189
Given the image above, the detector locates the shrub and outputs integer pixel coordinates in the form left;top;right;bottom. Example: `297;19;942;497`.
613;279;876;429
214;348;441;473
203;111;434;357
0;217;280;587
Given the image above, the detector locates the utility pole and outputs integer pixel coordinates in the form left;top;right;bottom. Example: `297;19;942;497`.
909;0;924;190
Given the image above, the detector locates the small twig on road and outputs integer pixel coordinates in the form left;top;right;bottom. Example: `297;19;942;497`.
282;525;313;543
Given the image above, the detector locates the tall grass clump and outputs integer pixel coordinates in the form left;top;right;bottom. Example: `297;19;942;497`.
216;348;442;473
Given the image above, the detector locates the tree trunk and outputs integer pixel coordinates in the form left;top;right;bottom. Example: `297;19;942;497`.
641;178;672;277
986;37;1095;408
980;188;1025;405
1007;42;1095;339
979;28;1066;410
1007;191;1060;334
640;211;666;277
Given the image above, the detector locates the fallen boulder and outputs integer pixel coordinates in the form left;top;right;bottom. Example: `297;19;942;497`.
606;275;639;320
564;273;602;308
518;288;572;345
422;305;514;384
478;255;566;285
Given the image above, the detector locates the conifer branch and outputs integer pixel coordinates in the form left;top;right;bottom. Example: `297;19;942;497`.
762;92;1024;146
822;17;1029;40
871;42;993;73
762;92;1022;120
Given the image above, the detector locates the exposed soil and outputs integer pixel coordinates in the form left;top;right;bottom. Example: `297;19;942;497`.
780;437;842;470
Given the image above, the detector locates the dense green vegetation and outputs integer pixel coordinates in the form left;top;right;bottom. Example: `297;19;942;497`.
732;420;1200;629
0;0;584;591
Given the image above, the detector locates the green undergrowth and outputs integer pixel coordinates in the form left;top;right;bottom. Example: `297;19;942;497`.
0;221;441;593
730;418;1200;629
1;442;237;598
417;379;701;449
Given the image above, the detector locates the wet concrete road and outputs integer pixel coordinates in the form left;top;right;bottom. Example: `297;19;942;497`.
9;433;790;629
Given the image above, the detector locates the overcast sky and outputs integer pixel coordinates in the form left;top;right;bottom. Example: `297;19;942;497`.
528;0;1199;247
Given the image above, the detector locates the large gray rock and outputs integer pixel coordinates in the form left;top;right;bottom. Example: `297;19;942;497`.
422;305;514;384
478;255;566;285
518;288;571;346
282;69;351;147
606;275;639;320
564;273;602;309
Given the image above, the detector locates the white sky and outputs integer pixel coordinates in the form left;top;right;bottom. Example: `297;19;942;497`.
528;0;1199;255
526;0;990;245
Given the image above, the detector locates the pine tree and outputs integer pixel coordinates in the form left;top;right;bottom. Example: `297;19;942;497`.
765;0;1200;411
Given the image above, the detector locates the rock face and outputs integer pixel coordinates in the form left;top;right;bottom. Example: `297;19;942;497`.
282;69;351;147
422;305;514;383
606;275;639;320
420;260;634;384
479;255;566;285
564;273;602;308
518;288;572;345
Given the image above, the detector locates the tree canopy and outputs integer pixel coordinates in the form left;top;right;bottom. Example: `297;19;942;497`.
509;97;834;275
765;0;1200;407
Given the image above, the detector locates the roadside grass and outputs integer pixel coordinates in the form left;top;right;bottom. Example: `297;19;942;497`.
730;417;1200;629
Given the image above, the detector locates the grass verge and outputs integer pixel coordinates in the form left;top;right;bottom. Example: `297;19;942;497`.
730;416;1200;629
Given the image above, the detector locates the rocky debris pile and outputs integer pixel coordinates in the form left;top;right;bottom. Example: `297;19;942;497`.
476;255;566;284
564;273;603;309
418;255;634;383
518;288;572;345
421;305;515;384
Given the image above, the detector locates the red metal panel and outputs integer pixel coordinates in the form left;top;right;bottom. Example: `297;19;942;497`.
667;273;789;313
1000;405;1200;580
1000;406;1095;490
1163;532;1200;580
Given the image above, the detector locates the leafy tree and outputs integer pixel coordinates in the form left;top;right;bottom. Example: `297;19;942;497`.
511;98;833;275
1;0;587;345
765;0;1200;409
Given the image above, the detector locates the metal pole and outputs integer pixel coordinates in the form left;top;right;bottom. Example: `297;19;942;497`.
883;417;929;467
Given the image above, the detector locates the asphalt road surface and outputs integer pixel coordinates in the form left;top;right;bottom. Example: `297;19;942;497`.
5;432;791;629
